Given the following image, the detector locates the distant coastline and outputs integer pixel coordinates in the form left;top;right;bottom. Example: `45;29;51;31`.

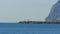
18;21;60;24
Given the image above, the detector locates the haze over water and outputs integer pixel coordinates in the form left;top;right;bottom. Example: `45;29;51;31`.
0;0;57;22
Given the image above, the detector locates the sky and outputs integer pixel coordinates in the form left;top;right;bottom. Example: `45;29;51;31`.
0;0;57;22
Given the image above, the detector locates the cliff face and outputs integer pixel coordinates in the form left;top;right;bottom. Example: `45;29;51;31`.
45;1;60;22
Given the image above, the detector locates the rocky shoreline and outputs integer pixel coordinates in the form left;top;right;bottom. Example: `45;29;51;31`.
18;21;60;24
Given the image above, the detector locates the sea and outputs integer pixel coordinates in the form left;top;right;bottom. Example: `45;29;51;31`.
0;23;60;34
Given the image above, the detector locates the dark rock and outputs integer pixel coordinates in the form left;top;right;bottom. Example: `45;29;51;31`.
18;21;60;24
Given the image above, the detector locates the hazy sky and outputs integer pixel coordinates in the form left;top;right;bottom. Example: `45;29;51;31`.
0;0;57;22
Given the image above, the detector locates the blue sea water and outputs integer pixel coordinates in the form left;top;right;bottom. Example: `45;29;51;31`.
0;23;60;34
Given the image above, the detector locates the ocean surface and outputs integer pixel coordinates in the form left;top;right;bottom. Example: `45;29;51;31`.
0;23;60;34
